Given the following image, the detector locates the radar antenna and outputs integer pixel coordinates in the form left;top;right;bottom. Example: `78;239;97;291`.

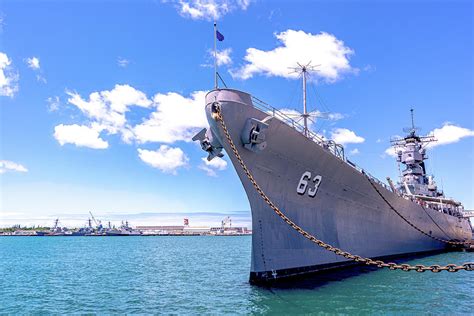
402;108;421;135
288;62;320;136
391;109;436;148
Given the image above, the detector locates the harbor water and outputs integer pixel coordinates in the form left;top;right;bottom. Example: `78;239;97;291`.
1;236;473;314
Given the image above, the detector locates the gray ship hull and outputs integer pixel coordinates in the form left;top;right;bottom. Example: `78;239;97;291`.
204;89;472;283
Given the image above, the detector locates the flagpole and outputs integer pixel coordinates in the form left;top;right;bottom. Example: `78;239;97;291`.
213;22;218;89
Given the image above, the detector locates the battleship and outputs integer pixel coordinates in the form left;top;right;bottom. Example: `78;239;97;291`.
193;62;473;283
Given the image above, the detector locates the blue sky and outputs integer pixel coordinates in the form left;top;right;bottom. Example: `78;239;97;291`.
0;0;473;227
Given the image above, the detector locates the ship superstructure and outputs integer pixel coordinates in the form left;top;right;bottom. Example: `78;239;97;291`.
390;114;465;218
194;61;472;283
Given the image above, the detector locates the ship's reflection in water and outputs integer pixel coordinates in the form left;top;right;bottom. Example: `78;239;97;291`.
1;236;472;314
257;250;449;290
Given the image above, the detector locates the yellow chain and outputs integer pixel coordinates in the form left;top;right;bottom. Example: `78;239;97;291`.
214;106;473;273
366;177;470;245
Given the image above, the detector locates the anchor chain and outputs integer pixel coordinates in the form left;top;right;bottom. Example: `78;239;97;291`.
213;105;473;273
366;177;470;245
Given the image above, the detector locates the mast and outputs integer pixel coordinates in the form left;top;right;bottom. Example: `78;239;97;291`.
302;66;308;136
289;62;320;137
213;22;218;89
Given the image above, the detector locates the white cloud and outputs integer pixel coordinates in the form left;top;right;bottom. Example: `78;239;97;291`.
363;64;376;72
47;96;60;112
54;124;109;149
330;128;365;145
0;52;19;97
138;145;189;174
384;123;474;158
383;135;403;158
25;57;47;82
65;84;152;135
173;0;251;21
275;108;316;131
215;48;232;66
275;108;343;132
384;147;397;158
117;57;129;68
236;0;250;9
0;160;28;174
427;123;474;148
26;56;40;70
36;74;47;83
231;30;355;82
203;49;232;68
310;110;344;122
53;86;211;174
0;14;4;32
277;108;305;119
132;91;208;144
199;165;217;177
327;112;344;121
55;85;208;148
349;148;360;156
199;157;227;176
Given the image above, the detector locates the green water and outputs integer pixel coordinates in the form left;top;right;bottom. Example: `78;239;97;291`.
0;236;473;314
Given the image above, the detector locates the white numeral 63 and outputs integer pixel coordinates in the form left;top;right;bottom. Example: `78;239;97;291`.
296;171;322;198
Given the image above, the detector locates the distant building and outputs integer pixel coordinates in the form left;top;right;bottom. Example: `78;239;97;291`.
183;226;210;234
136;225;250;235
210;226;249;235
136;226;184;234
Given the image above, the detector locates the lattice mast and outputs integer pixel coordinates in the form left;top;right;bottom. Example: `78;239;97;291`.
302;65;308;136
289;62;319;136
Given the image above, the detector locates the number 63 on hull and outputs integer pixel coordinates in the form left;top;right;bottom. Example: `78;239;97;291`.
297;171;322;198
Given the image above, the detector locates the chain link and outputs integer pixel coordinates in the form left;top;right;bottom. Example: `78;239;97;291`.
366;176;470;245
214;105;473;273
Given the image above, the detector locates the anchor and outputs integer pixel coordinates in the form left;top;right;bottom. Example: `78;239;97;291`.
241;117;271;153
192;128;224;161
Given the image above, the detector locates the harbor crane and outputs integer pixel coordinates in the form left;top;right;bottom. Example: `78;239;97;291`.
89;211;103;230
221;216;232;233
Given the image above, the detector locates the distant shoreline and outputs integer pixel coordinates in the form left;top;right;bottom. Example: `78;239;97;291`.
0;233;252;237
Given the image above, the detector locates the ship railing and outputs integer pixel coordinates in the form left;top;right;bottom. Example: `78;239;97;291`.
366;171;393;192
252;96;343;159
346;159;393;193
251;96;393;193
407;195;467;218
462;210;474;218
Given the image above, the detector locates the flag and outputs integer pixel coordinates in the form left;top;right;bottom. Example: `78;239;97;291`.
216;29;224;41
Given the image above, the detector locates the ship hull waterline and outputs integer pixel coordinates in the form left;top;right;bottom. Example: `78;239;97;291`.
204;89;472;284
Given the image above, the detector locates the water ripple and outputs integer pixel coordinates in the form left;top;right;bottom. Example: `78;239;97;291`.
0;236;472;314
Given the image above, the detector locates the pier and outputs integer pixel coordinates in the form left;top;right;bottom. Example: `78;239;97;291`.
0;216;251;237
